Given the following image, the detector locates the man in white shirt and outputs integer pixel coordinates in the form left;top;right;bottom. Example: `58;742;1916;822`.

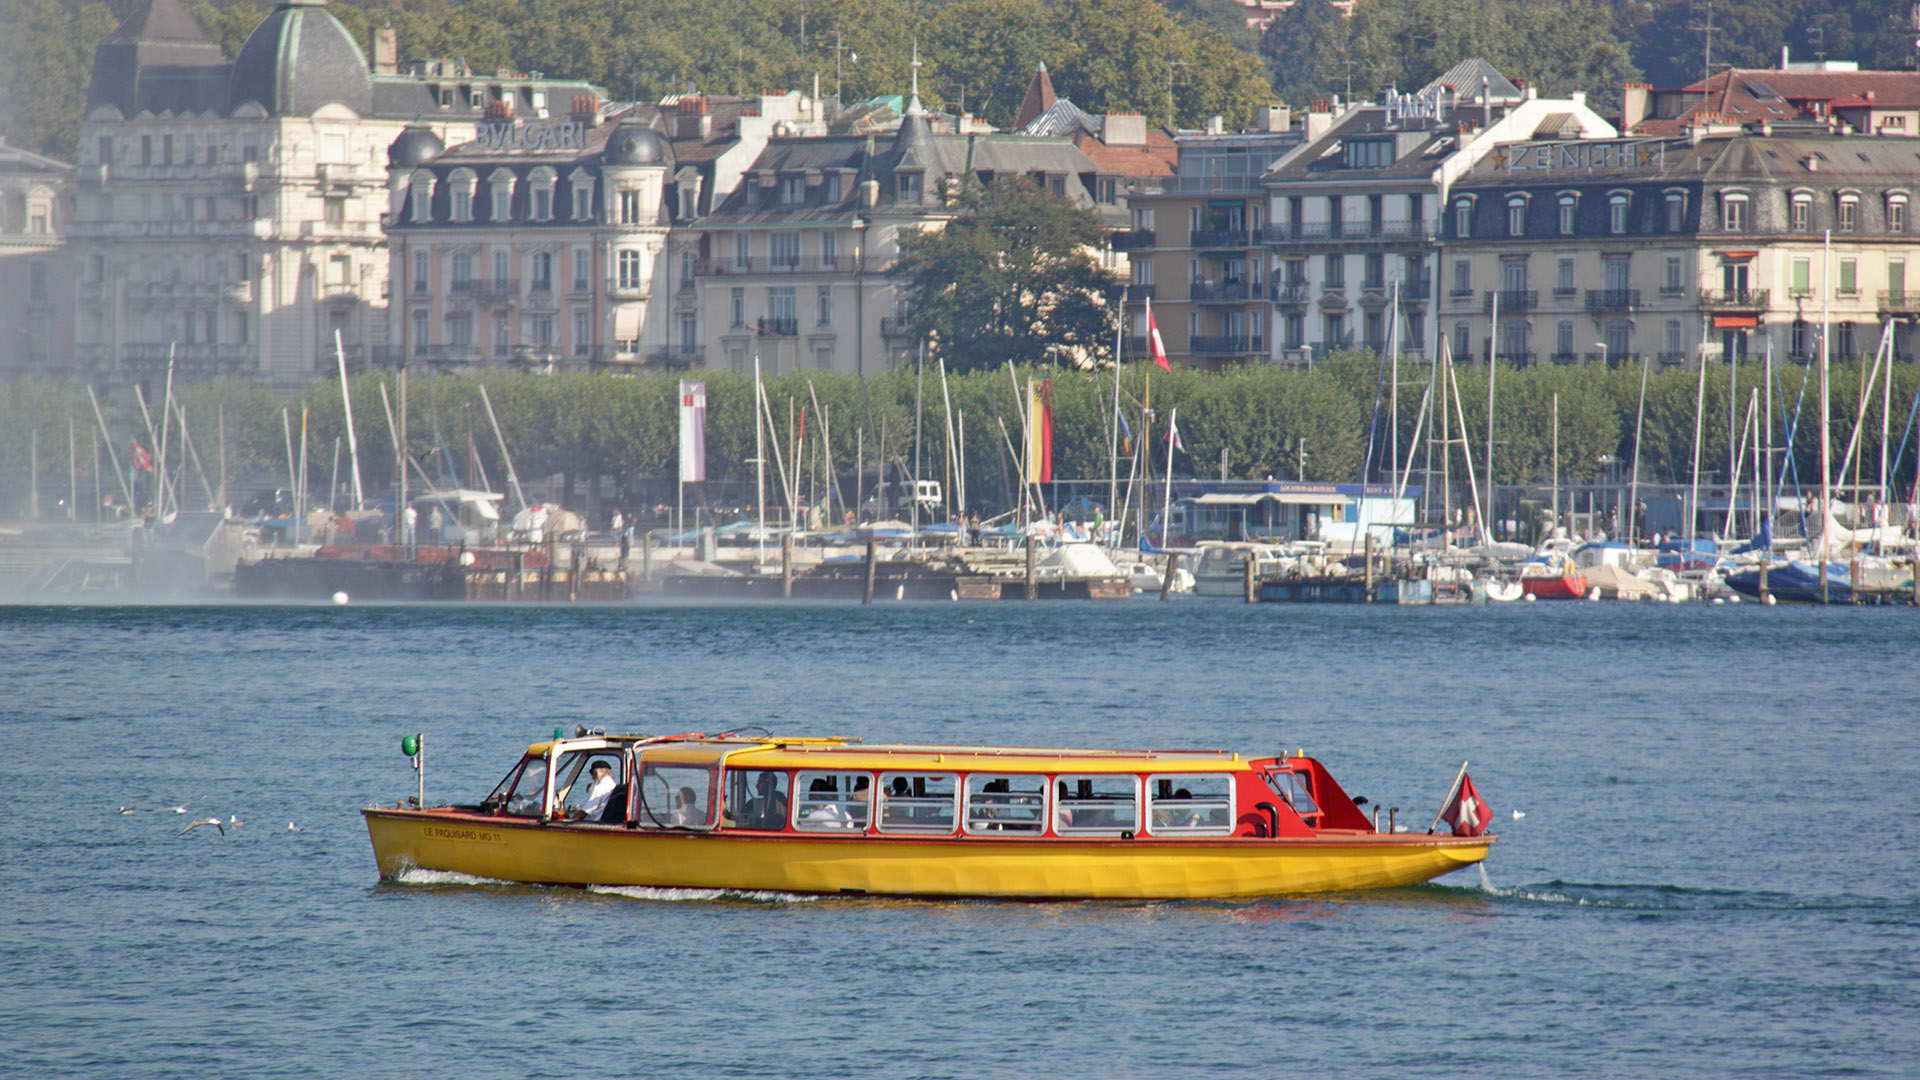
578;761;618;820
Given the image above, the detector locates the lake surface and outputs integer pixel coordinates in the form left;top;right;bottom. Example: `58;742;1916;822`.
2;599;1916;1077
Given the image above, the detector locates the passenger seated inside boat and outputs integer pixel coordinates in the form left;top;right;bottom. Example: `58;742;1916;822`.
1148;777;1233;833
965;775;1044;834
796;773;870;830
671;786;700;827
723;769;790;830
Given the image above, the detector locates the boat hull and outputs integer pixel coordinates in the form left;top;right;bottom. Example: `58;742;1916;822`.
1521;575;1587;600
365;809;1492;900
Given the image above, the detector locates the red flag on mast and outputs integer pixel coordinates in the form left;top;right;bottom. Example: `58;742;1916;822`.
1441;773;1492;837
131;439;154;473
1145;298;1171;371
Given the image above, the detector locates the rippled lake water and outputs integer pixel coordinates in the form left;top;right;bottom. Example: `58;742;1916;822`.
2;599;1916;1077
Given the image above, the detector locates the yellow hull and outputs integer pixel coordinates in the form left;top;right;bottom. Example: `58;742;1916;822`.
365;810;1492;900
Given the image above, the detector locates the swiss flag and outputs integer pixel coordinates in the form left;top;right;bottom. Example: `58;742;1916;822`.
131;438;154;473
1442;773;1492;837
1146;298;1170;371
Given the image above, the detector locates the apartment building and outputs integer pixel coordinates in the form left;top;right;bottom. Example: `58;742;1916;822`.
0;142;74;378
1443;125;1920;368
1261;61;1614;365
693;95;1116;376
69;0;597;393
1118;110;1301;370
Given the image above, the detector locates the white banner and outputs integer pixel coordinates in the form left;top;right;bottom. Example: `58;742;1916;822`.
679;380;706;483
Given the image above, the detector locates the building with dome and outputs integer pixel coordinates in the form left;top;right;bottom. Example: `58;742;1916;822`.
69;0;598;395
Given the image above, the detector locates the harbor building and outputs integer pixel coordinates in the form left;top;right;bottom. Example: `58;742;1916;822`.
1260;60;1615;366
69;0;596;394
1442;124;1920;368
0;141;75;379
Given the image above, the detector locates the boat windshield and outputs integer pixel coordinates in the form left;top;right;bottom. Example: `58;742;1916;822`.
1263;770;1319;817
499;756;550;817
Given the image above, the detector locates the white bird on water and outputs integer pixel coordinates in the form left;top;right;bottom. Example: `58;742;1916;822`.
1512;809;1526;820
117;807;137;815
179;817;226;836
287;822;303;832
228;815;244;827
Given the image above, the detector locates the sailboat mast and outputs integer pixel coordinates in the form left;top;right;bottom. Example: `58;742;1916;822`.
1627;354;1650;545
1485;290;1496;544
1819;230;1832;602
1689;352;1707;549
1551;392;1560;534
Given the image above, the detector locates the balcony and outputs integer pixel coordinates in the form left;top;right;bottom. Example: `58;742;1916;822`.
1494;351;1536;367
757;316;799;337
1123;283;1155;301
1188;227;1254;249
1699;288;1768;311
1270;282;1311;304
1549;351;1579;365
1878;290;1920;314
451;278;519;299
1110;229;1156;252
1189;281;1253;302
694;256;863;275
1189;335;1265;355
645;345;704;368
1584;351;1641;368
1484;289;1537;313
880;316;916;338
1656;351;1688;366
1259;220;1432;245
1585;289;1641;314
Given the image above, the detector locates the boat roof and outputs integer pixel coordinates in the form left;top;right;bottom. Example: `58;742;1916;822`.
524;734;1265;774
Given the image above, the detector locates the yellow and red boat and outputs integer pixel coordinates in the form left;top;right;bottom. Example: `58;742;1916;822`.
363;733;1494;900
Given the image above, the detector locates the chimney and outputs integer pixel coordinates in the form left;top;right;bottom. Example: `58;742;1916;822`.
570;94;599;123
1781;45;1790;70
372;25;398;76
1306;102;1333;141
1255;105;1290;132
860;178;879;208
1621;83;1650;133
486;100;513;120
1103;112;1146;146
1206;115;1225;135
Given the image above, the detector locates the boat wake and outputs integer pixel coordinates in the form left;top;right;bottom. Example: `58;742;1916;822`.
1460;878;1908;912
587;884;818;904
392;866;514;887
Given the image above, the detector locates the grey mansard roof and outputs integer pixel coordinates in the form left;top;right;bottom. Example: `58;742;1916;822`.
87;0;229;115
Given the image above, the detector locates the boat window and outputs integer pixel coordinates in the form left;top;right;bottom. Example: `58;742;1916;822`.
1263;770;1319;818
876;772;957;834
555;750;626;823
722;768;791;830
793;771;871;831
1146;774;1234;835
497;755;550;817
1053;775;1140;835
964;774;1047;835
636;762;716;830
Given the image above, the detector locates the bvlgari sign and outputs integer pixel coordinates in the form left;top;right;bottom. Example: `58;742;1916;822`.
474;120;586;152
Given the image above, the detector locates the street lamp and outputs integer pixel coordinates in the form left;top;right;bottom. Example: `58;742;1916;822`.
1595;340;1609;369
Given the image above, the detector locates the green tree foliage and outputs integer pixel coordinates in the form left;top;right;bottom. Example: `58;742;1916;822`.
1266;0;1643;110
0;0;118;160
896;174;1118;374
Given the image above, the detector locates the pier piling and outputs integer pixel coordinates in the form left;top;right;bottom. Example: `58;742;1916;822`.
1160;553;1178;601
1243;553;1256;604
782;534;794;598
1025;537;1037;601
1364;534;1375;602
862;540;877;605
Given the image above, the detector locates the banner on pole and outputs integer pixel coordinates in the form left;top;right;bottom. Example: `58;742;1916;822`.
1026;380;1054;484
679;380;707;483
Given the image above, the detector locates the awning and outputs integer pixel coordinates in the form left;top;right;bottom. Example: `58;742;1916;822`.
1719;250;1759;260
1193;493;1269;506
1713;314;1758;329
613;305;642;340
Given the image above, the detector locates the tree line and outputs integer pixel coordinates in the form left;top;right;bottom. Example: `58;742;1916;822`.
5;357;1916;521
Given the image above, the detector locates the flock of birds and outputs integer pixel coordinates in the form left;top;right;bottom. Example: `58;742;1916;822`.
115;796;303;836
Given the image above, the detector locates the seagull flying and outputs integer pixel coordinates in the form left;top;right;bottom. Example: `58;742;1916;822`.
168;797;206;815
180;817;226;836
